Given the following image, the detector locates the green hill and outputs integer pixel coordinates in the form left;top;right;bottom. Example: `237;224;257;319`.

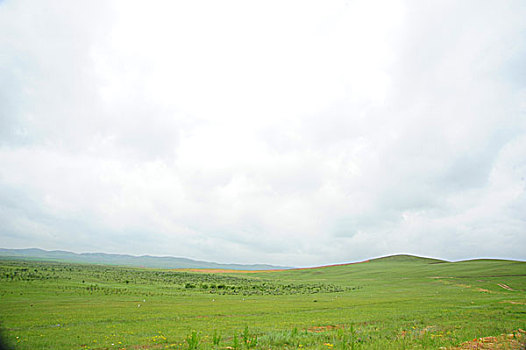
368;254;446;264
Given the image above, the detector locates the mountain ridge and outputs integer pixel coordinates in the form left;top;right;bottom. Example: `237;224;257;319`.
0;248;291;270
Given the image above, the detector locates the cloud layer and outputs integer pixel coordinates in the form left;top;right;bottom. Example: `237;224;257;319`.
1;0;525;266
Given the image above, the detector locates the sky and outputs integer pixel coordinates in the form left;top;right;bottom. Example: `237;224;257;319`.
1;0;525;267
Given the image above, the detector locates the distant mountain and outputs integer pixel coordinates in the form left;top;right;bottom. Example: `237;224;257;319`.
0;248;291;270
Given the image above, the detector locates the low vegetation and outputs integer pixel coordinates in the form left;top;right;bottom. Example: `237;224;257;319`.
0;255;524;349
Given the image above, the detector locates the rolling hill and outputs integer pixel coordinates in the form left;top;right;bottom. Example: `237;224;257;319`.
0;248;290;270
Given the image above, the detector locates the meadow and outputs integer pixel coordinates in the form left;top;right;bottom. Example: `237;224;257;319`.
0;255;525;349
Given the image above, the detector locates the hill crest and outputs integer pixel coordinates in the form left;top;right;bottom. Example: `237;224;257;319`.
369;254;446;264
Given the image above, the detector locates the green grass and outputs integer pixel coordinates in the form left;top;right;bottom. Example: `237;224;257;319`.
0;256;525;349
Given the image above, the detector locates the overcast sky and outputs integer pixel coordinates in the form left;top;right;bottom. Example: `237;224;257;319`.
1;0;525;266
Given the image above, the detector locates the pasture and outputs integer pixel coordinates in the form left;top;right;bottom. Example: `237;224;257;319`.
0;255;525;349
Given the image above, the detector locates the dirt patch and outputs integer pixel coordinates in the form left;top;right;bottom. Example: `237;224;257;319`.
449;330;525;349
500;300;526;305
293;260;370;271
477;288;492;293
307;324;344;333
497;283;515;291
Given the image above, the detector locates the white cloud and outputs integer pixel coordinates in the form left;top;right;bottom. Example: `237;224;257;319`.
1;0;525;265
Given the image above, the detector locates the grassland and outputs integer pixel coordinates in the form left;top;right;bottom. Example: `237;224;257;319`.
0;255;525;349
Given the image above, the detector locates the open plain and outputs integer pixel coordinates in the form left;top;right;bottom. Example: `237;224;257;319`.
0;255;525;349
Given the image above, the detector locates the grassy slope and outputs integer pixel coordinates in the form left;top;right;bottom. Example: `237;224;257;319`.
0;255;524;349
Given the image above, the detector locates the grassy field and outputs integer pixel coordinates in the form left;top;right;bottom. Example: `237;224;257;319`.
0;255;525;349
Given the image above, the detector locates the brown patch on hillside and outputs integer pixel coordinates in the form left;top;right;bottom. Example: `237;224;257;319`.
173;268;278;274
497;283;515;291
307;324;344;333
293;260;370;271
449;330;525;349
